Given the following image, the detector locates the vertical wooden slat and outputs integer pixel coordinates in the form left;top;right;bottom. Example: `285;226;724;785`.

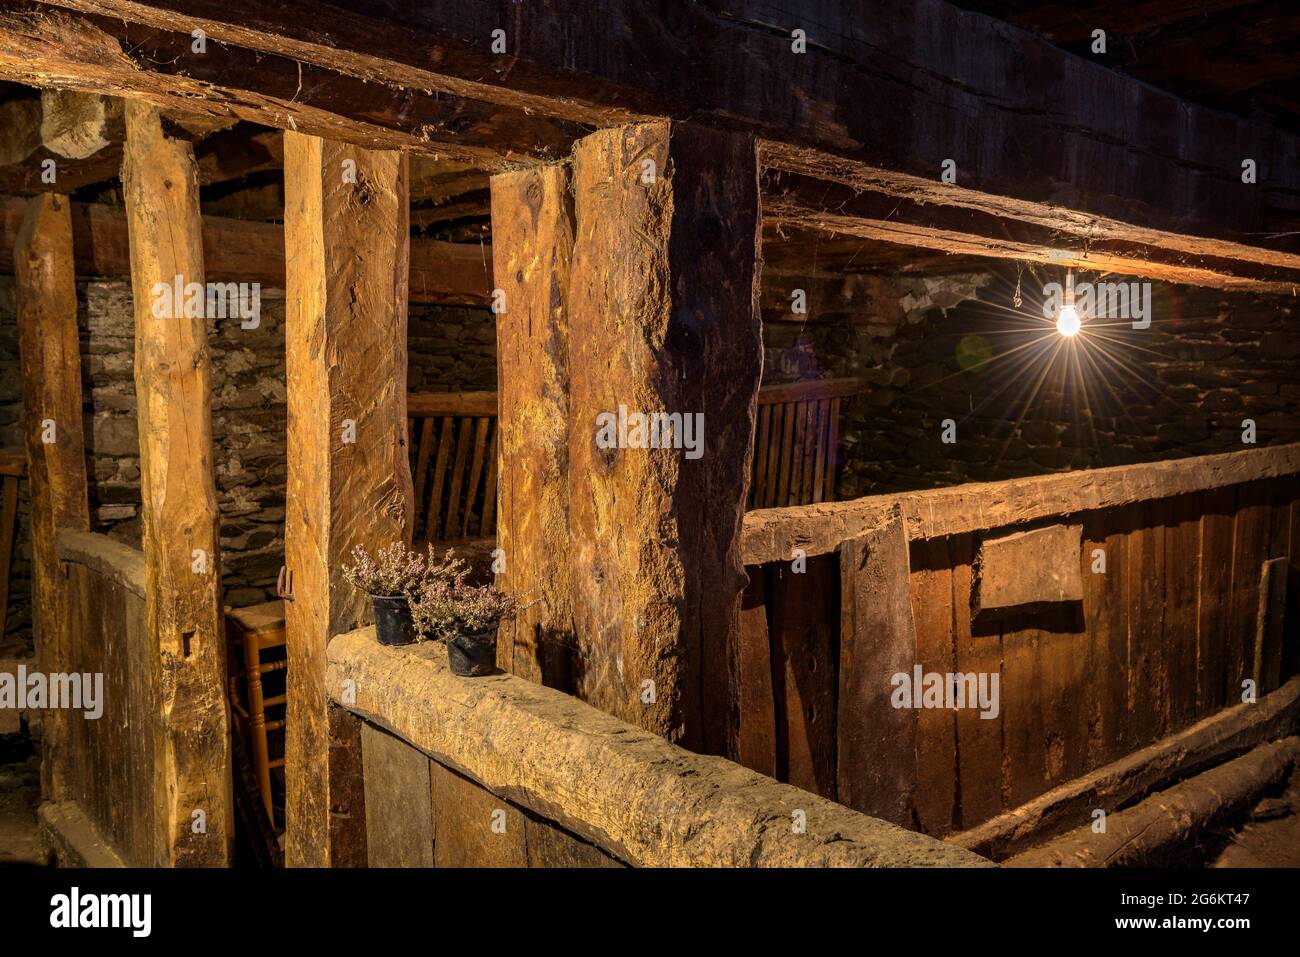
810;399;829;505
123;102;231;865
1196;487;1235;718
787;400;809;506
952;533;1000;828
999;615;1044;810
14;192;90;803
824;396;842;502
444;418;473;541
425;417;454;542
1082;507;1130;770
1127;499;1167;749
1165;494;1202;733
776;401;796;506
910;536;956;836
480;419;500;537
765;404;785;507
283;131;412;867
411;418;435;537
837;511;917;826
770;557;838;797
1228;482;1271;704
735;567;777;777
752;404;771;509
460;417;490;539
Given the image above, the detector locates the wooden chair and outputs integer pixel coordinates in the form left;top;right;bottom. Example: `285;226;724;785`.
224;600;287;828
405;379;866;536
0;451;24;641
407;391;500;543
749;377;866;509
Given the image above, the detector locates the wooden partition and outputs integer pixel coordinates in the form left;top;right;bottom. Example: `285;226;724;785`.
49;531;153;865
737;444;1300;840
406;377;866;542
326;628;990;868
0;451;22;639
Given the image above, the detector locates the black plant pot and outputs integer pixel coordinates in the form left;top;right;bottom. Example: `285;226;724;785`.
372;594;416;646
447;627;497;676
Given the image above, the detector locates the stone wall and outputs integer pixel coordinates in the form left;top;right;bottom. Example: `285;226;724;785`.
2;264;1295;654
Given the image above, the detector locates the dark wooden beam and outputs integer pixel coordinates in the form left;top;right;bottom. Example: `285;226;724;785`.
763;165;1300;293
29;0;1300;261
0;5;588;169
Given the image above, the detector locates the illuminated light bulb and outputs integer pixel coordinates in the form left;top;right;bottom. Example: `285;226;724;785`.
1056;266;1081;336
1057;304;1081;337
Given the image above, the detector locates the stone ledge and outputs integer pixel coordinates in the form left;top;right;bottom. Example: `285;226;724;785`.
327;628;993;868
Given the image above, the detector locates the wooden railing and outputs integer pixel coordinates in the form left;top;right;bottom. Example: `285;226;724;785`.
734;443;1300;844
406;377;866;542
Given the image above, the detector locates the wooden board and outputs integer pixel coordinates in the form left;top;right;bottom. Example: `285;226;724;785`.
122;101;230;865
361;721;433;867
836;511;917;826
429;760;527;868
735;569;777;778
282;131;413;866
769;557;838;797
909;537;956;836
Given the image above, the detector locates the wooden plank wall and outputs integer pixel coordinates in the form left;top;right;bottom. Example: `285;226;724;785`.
61;552;155;865
359;720;625;868
738;475;1300;835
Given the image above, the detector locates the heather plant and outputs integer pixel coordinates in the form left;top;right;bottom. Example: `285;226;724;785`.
411;577;515;641
342;541;468;599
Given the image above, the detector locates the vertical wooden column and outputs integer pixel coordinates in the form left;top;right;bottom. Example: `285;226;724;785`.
13;192;90;802
490;164;576;687
567;123;763;753
121;101;232;866
283;132;412;867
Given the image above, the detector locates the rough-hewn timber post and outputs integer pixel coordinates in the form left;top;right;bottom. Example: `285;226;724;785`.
13;192;90;803
121;101;232;866
567;123;763;754
490;164;576;687
283;132;412;867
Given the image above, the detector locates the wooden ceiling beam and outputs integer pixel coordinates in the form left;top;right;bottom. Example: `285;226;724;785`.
763;157;1300;294
26;0;1300;262
0;5;588;170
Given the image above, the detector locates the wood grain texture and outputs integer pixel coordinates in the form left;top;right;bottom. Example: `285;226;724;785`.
122;101;231;866
282;131;413;866
742;443;1300;564
328;629;992;867
35;0;1300;266
837;510;918;827
361;721;432;867
566;123;762;753
13;191;89;803
491;164;575;687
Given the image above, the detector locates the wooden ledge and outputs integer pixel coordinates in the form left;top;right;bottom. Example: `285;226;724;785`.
55;529;146;599
743;442;1300;564
327;628;992;868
